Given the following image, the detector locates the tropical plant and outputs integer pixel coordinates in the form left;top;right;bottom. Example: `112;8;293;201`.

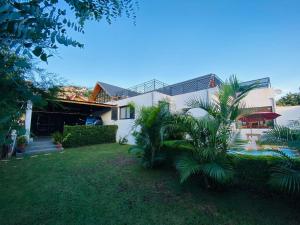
0;0;137;62
277;92;300;106
174;115;234;187
268;150;300;195
129;101;172;168
51;132;70;145
175;75;257;188
0;50;60;145
17;135;27;147
260;125;300;150
118;136;128;145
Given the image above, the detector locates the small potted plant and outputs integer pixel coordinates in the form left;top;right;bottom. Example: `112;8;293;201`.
52;132;70;149
17;135;27;153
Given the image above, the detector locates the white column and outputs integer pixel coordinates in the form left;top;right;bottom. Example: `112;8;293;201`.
25;100;33;142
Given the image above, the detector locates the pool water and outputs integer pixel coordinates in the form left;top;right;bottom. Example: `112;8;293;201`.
229;148;300;158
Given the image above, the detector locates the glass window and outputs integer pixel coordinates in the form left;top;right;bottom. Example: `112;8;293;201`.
111;107;118;120
96;89;111;103
119;105;135;119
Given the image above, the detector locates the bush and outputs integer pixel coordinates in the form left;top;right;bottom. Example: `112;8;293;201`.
17;135;27;146
51;132;71;146
231;155;279;191
118;136;128;145
162;144;300;193
63;125;118;148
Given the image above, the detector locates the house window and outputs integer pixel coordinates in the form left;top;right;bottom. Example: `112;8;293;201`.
158;101;170;111
119;105;135;119
111;107;118;120
96;89;111;103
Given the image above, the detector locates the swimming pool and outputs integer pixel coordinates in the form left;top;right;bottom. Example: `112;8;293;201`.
229;148;300;158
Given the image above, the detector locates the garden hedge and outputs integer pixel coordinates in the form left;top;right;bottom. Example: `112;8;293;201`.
162;144;300;192
63;125;118;148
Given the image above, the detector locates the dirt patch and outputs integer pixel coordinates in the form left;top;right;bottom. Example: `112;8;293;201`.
108;155;137;167
152;180;180;203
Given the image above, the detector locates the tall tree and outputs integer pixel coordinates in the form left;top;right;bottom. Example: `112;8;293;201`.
277;92;300;106
0;0;137;62
0;49;60;145
0;0;136;146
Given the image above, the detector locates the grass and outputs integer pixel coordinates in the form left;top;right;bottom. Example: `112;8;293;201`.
0;143;299;225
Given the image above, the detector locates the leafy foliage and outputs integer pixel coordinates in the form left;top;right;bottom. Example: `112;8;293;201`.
174;116;234;187
51;131;70;145
129;101;172;168
277;92;300;106
260;125;300;150
268;150;300;195
0;49;60;145
188;76;255;122
118;136;128;145
0;0;137;62
63;125;118;147
174;75;256;188
17;135;27;146
164;142;300;194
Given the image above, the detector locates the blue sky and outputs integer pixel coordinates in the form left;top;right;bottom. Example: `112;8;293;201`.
44;0;300;94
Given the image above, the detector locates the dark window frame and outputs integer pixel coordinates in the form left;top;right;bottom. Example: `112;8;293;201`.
158;101;170;111
119;105;135;120
111;107;118;120
95;89;111;103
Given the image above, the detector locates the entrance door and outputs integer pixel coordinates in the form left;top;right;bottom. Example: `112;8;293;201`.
37;114;54;136
32;113;63;136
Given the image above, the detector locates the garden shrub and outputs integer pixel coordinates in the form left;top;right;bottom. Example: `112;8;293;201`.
63;125;118;148
231;155;279;191
162;144;300;192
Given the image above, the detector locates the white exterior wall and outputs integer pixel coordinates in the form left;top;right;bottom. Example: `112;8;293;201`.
101;88;219;144
171;87;218;111
276;106;300;126
242;88;276;110
102;92;170;144
101;86;277;144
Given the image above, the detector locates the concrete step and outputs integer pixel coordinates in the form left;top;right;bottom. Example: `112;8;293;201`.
29;139;53;145
25;137;62;155
25;147;61;155
26;144;57;151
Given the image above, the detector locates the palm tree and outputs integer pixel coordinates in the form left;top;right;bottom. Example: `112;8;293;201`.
269;150;300;195
175;115;234;187
129;101;172;168
260;125;300;150
175;75;257;187
260;126;300;195
186;75;257;152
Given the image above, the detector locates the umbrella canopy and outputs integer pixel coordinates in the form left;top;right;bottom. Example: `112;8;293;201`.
238;112;281;123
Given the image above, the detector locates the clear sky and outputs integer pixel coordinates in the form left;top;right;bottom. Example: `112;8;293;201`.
44;0;300;94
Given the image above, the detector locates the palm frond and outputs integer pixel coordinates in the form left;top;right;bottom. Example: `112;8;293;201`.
269;165;300;194
128;146;145;157
261;125;297;146
176;156;202;183
201;159;233;184
186;97;220;119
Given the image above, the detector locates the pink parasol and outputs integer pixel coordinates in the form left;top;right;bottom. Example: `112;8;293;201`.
239;112;281;123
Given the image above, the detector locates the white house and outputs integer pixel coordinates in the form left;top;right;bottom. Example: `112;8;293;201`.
24;74;280;144
88;74;277;144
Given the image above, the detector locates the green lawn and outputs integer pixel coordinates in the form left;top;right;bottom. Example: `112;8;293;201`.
0;144;299;225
